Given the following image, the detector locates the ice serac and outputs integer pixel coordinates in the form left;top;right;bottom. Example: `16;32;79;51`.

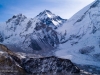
56;0;100;71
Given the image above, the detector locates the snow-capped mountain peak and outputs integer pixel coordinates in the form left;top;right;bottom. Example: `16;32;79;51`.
0;9;67;51
14;13;26;18
36;10;55;18
35;10;67;28
42;9;54;18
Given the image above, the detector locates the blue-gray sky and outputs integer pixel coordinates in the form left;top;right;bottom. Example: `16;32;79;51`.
0;0;94;22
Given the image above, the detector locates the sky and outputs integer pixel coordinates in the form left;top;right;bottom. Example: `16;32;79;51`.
0;0;95;22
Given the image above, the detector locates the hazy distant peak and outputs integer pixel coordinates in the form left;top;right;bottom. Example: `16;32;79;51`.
6;13;27;23
13;13;27;19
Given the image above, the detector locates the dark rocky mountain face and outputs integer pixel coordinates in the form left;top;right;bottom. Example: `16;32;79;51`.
0;33;4;42
29;22;59;50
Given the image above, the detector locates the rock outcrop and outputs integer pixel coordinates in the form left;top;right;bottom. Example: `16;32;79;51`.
0;44;26;75
22;56;80;74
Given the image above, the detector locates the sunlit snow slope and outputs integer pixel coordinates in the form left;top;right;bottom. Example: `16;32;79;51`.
56;0;100;67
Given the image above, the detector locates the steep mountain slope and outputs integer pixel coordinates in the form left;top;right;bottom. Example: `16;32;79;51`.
0;10;66;52
56;0;100;68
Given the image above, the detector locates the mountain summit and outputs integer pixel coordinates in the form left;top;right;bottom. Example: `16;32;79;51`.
36;10;67;28
37;10;55;18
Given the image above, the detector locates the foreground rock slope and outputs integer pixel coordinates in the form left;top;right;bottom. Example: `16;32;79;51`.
1;44;94;75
